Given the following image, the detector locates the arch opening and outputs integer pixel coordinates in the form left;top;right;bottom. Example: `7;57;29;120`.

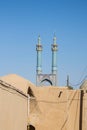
41;79;53;86
27;125;35;130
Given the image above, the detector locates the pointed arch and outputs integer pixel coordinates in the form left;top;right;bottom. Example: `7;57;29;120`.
41;79;53;86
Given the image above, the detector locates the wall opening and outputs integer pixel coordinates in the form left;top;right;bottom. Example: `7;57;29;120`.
27;87;34;97
41;79;53;86
29;125;35;130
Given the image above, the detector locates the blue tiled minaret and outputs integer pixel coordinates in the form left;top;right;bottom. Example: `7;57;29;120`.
36;35;42;75
51;35;58;85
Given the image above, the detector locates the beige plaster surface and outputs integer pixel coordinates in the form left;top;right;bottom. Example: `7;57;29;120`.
29;87;81;130
0;83;27;130
0;74;35;94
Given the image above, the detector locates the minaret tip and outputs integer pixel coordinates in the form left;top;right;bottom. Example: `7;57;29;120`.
38;35;41;45
53;34;57;44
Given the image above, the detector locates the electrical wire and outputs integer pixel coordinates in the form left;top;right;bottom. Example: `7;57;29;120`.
69;65;87;87
70;75;87;87
79;65;87;82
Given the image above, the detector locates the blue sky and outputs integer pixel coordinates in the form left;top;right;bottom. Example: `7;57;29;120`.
0;0;87;88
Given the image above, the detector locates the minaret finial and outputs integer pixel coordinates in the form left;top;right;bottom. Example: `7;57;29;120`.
53;33;57;45
38;35;41;45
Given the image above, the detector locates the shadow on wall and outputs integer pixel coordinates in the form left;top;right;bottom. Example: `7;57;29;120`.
27;87;35;97
27;125;35;130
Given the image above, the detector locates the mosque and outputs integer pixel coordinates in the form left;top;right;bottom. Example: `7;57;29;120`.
36;35;58;86
0;36;87;130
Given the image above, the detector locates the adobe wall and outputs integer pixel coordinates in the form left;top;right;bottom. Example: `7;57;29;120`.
0;84;27;130
29;87;81;130
82;91;87;130
0;74;87;130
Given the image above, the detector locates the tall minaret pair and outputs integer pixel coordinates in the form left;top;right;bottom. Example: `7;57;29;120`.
36;35;58;86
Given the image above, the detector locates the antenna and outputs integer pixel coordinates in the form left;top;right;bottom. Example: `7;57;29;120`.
67;75;69;87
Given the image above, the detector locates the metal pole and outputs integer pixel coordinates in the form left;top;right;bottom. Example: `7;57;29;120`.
67;75;69;87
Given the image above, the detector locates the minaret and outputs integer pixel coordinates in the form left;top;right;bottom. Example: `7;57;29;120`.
51;35;58;85
36;35;42;75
